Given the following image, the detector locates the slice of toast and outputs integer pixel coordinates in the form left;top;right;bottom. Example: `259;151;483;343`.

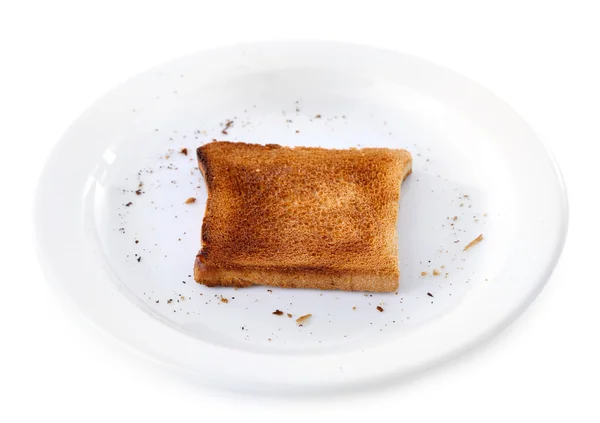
194;141;412;292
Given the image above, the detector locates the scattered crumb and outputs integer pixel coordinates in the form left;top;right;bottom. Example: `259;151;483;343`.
441;265;445;269
135;189;142;195
180;148;188;156
267;289;272;293
136;256;141;262
287;313;292;318
427;292;434;297
185;197;196;204
433;269;441;276
221;119;234;135
295;130;300;133
220;297;229;303
421;271;428;276
463;194;469;198
135;240;139;244
376;306;384;312
180;295;185;301
125;202;133;207
315;114;322;119
167;299;173;304
296;314;312;326
268;338;272;341
453;216;457;221
273;310;284;316
459;203;464;207
352;306;356;310
463;234;484;251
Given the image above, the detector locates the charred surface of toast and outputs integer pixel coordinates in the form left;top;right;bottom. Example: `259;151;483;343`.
195;141;412;292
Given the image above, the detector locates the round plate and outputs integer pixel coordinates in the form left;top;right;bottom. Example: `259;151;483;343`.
34;41;568;394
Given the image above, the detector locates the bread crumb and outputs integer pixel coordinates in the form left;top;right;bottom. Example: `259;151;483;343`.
433;269;441;276
180;295;185;301
453;216;458;221
296;314;312;326
268;338;272;341
463;234;484;251
376;306;384;312
221;119;234;135
220;297;229;303
287;313;292;318
315;114;322;119
272;310;284;316
180;148;188;156
421;271;428;276
352;306;356;310
185;197;196;204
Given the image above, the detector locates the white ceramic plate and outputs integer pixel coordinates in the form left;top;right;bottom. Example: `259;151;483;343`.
35;41;567;394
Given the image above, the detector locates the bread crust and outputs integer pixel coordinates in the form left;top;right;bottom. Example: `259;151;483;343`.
194;141;412;292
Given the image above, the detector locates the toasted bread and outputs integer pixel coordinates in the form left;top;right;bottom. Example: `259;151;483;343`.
194;141;412;292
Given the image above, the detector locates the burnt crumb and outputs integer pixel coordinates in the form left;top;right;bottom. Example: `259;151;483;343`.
135;240;139;244
295;130;300;133
185;197;196;204
463;234;484;251
167;299;173;304
267;289;272;293
155;300;159;303
427;292;434;297
287;313;292;318
272;310;284;316
352;306;356;310
296;314;312;326
180;148;188;156
221;119;234;135
376;306;384;312
135;189;143;195
136;256;142;262
125;202;133;207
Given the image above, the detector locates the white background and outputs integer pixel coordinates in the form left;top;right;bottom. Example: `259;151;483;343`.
1;0;598;421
